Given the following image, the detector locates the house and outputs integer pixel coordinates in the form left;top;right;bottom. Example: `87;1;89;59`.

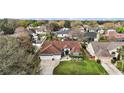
87;42;124;63
32;36;46;49
68;30;83;40
105;29;124;41
35;25;47;35
39;40;81;61
82;32;99;43
27;25;50;35
52;28;83;40
52;28;70;38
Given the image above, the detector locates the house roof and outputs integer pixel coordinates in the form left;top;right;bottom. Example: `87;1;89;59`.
68;30;82;37
35;25;47;32
105;29;124;39
41;44;61;55
83;32;97;38
54;29;70;34
116;34;124;39
91;42;124;57
40;40;81;55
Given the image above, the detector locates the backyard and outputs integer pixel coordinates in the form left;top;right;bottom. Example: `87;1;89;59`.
53;60;108;75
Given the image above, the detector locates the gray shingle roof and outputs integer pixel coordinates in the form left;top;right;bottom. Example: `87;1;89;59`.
83;32;97;38
91;42;124;57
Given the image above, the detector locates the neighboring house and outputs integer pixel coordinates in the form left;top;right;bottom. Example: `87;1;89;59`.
83;25;90;32
105;29;124;41
82;32;99;43
59;28;69;31
53;28;83;40
39;40;81;61
80;26;85;32
68;30;83;40
87;42;124;63
35;25;47;35
27;25;50;35
27;27;47;49
32;36;46;49
52;28;70;38
97;29;105;34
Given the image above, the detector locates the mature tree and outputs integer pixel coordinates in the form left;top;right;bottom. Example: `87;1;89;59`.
81;21;98;27
16;20;32;27
56;21;64;28
116;26;124;33
64;20;71;28
103;22;115;29
49;22;61;31
0;19;17;34
0;36;40;75
71;21;82;27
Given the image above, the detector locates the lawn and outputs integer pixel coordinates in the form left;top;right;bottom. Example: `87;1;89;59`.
53;60;108;75
116;62;124;72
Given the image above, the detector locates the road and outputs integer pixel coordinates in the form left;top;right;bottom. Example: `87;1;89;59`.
40;60;60;75
101;63;123;75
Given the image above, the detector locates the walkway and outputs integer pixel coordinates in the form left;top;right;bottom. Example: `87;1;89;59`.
101;63;123;75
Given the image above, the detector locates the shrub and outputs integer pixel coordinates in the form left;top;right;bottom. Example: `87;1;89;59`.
97;59;101;64
111;59;116;64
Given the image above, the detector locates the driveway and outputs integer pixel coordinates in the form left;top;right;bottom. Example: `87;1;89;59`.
40;60;60;75
101;63;123;75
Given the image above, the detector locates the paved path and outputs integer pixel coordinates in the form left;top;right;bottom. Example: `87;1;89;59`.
102;63;123;75
40;60;60;75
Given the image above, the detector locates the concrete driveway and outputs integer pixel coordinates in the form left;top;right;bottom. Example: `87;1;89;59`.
101;63;123;75
40;60;60;75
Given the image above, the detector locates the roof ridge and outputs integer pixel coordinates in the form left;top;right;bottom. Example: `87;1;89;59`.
41;43;52;53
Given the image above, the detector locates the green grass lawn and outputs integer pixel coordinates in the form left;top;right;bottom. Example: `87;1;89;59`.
53;60;108;75
116;62;124;72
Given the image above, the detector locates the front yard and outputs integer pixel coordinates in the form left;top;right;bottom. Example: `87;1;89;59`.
53;60;108;75
116;61;124;73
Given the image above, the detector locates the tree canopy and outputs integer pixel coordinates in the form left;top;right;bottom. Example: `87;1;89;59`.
116;26;124;33
0;19;17;34
0;36;40;75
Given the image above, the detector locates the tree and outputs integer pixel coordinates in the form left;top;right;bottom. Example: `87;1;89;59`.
116;26;124;33
97;59;101;64
0;19;17;34
0;36;40;75
103;22;115;29
16;20;31;27
81;21;98;27
49;22;61;31
71;21;82;28
64;21;71;28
